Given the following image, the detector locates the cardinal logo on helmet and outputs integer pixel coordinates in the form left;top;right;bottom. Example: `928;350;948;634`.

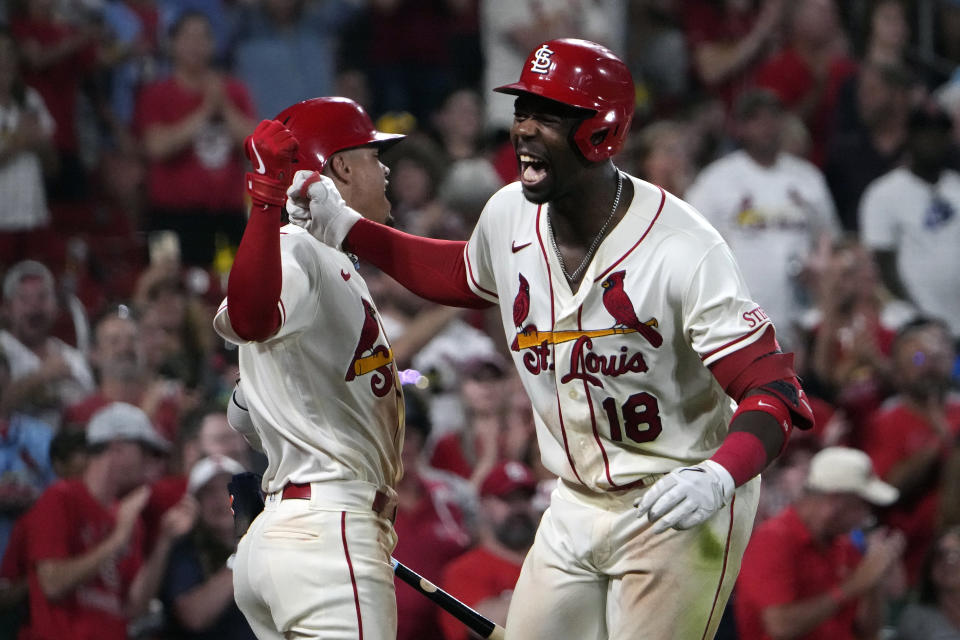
530;45;555;74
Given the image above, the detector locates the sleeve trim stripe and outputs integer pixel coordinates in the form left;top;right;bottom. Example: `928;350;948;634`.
701;321;771;365
464;244;499;301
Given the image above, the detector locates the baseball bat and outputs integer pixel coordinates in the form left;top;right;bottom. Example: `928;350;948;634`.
391;558;506;640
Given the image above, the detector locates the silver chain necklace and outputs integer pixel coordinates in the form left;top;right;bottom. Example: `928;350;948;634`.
547;169;623;282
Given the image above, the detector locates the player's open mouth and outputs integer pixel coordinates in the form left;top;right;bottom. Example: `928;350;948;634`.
519;153;549;186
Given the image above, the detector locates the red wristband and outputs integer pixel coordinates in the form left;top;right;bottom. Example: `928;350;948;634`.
709;431;769;487
246;172;287;208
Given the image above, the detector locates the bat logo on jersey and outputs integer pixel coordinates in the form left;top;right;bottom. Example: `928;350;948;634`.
509;270;660;383
600;271;662;347
345;299;395;397
530;45;555;74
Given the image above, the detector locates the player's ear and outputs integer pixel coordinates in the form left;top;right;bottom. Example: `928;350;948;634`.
324;153;351;185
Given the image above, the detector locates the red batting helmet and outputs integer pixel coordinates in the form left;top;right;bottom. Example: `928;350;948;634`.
494;39;635;163
274;97;405;172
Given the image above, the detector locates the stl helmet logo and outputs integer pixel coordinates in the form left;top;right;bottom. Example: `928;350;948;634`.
530;45;555;74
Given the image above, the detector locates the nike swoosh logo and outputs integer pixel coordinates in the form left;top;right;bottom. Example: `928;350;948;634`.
511;241;532;253
251;140;266;175
341;270;351;281
757;400;774;409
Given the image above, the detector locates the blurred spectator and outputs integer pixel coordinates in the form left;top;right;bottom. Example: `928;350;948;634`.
64;304;180;440
19;401;196;640
895;525;960;640
9;0;101;202
428;87;487;163
0;427;87;640
753;0;858;165
629;118;695;197
393;386;475;640
863;0;911;68
233;0;360;120
754;433;819;524
627;0;689;114
0;28;56;269
685;89;841;349
133;10;256;267
0;260;94;428
97;0;163;138
800;238;900;446
134;262;216;396
439;460;539;640
859;103;960;339
160;454;255;639
681;0;786;110
436;157;504;237
0;349;56;561
735;446;905;640
863;317;960;585
826;61;912;230
429;353;510;490
384;135;448;235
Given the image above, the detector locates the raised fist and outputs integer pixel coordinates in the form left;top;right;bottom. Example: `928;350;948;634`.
286;170;362;249
245;120;299;210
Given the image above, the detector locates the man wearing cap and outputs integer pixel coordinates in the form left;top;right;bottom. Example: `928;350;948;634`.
439;460;540;640
18;401;197;640
859;103;960;339
734;446;906;640
160;455;255;639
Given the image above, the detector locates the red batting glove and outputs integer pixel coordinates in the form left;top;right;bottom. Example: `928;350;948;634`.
244;119;299;210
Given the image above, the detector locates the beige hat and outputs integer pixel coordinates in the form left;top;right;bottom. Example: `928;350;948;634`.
87;402;171;453
187;455;245;494
805;447;899;506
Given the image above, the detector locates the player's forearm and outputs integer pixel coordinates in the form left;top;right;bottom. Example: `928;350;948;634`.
36;532;127;600
227;206;283;341
346;219;491;309
125;534;175;618
172;567;236;631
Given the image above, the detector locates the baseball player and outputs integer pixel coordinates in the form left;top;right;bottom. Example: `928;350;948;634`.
213;97;406;640
287;40;814;639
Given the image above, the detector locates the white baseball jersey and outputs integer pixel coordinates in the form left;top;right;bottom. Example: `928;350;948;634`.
465;176;775;492
860;167;960;337
685;150;840;347
214;224;403;494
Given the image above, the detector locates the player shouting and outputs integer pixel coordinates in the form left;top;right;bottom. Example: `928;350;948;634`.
287;40;814;640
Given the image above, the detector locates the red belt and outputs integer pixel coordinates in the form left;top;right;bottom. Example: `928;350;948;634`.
281;483;397;522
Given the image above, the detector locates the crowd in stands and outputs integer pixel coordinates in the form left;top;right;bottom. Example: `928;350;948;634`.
1;0;960;638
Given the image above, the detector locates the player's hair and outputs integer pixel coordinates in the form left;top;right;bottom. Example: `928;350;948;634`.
2;260;55;301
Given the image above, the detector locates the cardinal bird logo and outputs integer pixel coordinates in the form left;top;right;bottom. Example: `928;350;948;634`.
601;271;663;347
513;274;530;329
345;299;395;397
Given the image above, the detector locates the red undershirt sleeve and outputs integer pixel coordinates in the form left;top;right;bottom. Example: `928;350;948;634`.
226;206;283;341
347;219;493;309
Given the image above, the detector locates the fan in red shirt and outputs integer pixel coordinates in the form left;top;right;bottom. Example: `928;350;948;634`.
19;402;196;640
736;447;905;640
439;460;539;640
132;11;256;267
863;317;960;585
753;0;857;165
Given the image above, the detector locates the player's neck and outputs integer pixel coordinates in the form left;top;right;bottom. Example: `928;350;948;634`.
548;170;632;247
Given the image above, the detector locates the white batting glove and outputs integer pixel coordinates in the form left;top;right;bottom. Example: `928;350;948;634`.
634;460;735;533
285;170;362;249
